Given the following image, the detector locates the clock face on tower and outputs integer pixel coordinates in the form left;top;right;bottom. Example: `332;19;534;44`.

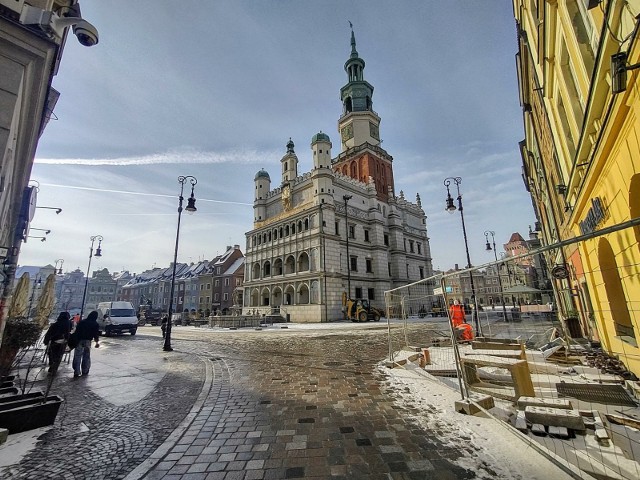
341;124;354;142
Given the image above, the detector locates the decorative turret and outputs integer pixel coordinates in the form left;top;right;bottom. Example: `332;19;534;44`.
254;168;270;203
338;24;381;151
281;138;298;182
311;131;332;169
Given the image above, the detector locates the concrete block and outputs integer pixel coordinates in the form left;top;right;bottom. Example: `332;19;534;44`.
524;406;586;431
514;410;528;432
0;428;7;445
403;345;422;352
531;424;547;435
517;396;573;411
455;394;494;415
548;426;570;438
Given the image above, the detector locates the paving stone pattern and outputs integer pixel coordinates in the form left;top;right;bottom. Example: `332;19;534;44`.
4;325;508;479
1;338;203;480
142;326;487;479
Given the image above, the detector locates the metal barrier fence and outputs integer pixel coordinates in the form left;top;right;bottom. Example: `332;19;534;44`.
384;222;640;480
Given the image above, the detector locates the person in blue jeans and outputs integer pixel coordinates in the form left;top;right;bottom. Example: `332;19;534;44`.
72;310;100;378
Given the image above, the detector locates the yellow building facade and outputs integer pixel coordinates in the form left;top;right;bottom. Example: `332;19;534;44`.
514;0;640;375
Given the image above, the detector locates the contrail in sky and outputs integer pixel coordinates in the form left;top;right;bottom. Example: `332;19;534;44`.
40;183;252;206
35;148;279;166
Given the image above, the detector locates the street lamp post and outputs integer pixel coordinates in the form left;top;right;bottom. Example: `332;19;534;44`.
343;194;353;301
27;274;42;319
54;259;64;275
500;252;515;305
80;235;103;320
484;231;509;322
444;177;480;335
164;175;198;352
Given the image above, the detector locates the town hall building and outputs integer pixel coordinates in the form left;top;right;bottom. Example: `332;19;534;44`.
242;29;434;322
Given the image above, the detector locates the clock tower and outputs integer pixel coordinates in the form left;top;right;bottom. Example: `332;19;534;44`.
337;26;381;151
334;27;394;202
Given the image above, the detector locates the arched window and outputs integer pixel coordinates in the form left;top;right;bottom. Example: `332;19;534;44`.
598;238;634;342
297;252;310;271
279;227;284;238
297;221;303;232
298;284;310;304
273;258;283;275
291;223;296;234
304;218;309;230
263;261;271;277
285;255;296;274
285;225;290;236
252;263;260;280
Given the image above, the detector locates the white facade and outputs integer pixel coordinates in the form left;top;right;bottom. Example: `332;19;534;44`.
242;31;433;322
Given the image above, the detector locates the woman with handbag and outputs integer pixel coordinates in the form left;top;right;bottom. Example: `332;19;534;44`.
43;311;71;374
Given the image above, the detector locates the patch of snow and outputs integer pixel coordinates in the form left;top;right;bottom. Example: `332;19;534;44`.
0;426;51;468
378;357;578;480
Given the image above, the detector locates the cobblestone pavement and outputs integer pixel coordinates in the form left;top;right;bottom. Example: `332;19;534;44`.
3;322;560;479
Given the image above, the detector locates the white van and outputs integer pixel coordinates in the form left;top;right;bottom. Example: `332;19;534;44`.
97;301;138;336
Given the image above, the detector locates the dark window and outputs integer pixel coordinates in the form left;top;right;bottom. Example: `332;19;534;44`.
349;224;355;239
419;266;424;279
335;222;339;235
350;256;358;272
388;263;392;276
366;258;373;273
368;288;375;301
364;229;370;242
409;240;414;253
417;243;422;255
355;287;362;299
384;234;389;246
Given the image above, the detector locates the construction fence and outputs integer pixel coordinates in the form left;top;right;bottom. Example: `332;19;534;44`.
384;220;640;480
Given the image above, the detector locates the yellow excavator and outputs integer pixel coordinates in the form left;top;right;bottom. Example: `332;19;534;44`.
346;299;384;322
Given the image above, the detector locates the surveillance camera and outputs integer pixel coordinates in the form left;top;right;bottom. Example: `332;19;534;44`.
73;19;99;47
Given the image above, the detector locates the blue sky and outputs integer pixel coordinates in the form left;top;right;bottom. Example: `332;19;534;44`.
21;1;534;276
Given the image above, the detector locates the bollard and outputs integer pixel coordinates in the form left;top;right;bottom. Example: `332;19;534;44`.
421;348;431;366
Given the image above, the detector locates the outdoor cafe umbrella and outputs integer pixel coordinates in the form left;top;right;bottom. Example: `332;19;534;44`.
7;273;30;319
34;274;56;328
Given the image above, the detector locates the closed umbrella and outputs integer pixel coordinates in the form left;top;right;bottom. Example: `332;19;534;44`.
34;274;56;328
7;273;30;319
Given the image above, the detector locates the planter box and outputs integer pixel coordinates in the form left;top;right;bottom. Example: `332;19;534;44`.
0;395;63;434
0;390;44;404
0;387;18;397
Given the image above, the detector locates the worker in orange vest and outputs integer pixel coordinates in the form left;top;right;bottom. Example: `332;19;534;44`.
449;300;465;328
456;322;474;342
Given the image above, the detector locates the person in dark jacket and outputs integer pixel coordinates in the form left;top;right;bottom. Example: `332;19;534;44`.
43;311;71;374
72;310;100;378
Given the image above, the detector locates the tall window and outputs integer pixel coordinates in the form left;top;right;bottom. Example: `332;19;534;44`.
350;256;358;272
384;234;389;246
368;288;375;300
364;229;370;242
349;224;355;239
366;258;373;273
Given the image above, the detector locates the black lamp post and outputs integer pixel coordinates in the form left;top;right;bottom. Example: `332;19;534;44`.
27;274;42;319
444;177;480;335
164;175;197;352
343;194;352;300
484;231;509;322
80;235;103;320
54;259;64;275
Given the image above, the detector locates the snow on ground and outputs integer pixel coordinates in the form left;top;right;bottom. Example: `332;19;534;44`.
0;427;50;467
378;353;580;480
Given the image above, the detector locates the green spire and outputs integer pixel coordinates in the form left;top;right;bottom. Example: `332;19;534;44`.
349;21;358;58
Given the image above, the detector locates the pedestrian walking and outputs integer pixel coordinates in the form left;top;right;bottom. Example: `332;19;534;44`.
72;310;100;378
43;311;71;374
449;299;466;328
161;315;168;338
